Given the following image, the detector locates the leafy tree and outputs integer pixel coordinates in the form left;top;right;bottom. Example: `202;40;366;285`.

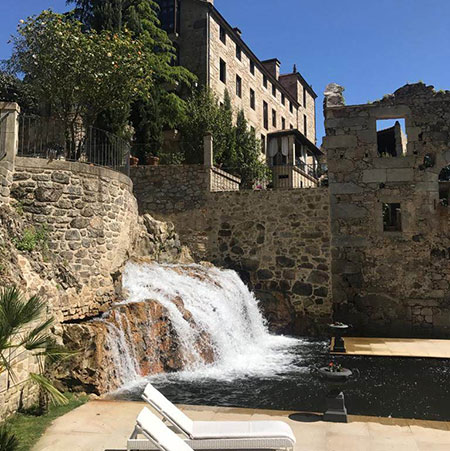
234;110;270;188
0;71;37;114
178;88;218;164
214;89;236;168
0;286;75;414
178;88;269;187
6;10;154;154
68;0;196;159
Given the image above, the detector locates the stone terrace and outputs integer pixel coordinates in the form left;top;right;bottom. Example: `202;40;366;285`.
33;400;450;451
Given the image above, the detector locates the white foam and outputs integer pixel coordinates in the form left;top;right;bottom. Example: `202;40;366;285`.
114;262;300;384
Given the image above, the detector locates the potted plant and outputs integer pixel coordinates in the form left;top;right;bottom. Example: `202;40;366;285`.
146;154;160;166
130;155;139;167
319;362;352;380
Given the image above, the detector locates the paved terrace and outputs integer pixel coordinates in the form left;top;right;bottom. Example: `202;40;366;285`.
33;400;450;451
330;337;450;358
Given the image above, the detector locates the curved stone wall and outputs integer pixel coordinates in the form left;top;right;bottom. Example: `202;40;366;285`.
11;158;140;319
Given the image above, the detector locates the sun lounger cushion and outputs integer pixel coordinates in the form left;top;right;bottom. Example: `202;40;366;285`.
143;384;194;437
192;420;296;442
136;407;193;451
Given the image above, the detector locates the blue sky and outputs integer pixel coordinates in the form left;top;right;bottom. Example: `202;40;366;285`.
1;0;449;144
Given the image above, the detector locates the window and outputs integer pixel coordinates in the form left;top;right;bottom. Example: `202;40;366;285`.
281;93;285;105
220;58;226;84
261;135;266;154
250;61;255;75
376;119;408;157
289;102;293;113
263;75;268;89
383;203;402;232
304;114;307;137
303;86;307;107
282;117;286;130
236;75;242;98
250;126;255;135
220;25;226;44
290;123;294;129
272;84;276;98
250;88;255;110
263;101;268;129
272;109;277;128
236;45;242;61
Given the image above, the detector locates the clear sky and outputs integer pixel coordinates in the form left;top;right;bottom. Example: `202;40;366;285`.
1;0;449;144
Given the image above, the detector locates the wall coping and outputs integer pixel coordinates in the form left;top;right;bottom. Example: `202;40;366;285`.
15;157;133;190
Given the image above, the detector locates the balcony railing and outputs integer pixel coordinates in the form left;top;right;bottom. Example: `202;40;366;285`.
18;115;130;176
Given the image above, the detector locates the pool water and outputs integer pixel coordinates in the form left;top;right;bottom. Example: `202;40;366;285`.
114;339;450;421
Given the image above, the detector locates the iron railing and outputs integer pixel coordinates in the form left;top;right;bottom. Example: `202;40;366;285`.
0;113;9;161
18;115;130;175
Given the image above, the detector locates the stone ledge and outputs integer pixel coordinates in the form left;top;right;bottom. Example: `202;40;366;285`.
15;157;133;191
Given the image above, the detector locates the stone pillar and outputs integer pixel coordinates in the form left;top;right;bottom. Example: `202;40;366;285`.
203;133;213;168
0;102;20;205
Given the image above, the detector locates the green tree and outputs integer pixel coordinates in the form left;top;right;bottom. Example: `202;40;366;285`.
178;88;219;164
214;89;236;168
68;0;196;160
0;71;37;114
234;110;270;188
0;287;75;414
6;10;154;154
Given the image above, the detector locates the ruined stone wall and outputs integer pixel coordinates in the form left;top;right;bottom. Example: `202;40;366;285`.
324;83;450;337
207;188;332;334
10;158;141;321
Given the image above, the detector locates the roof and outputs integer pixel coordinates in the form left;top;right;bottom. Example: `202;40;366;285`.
268;129;323;156
279;72;318;99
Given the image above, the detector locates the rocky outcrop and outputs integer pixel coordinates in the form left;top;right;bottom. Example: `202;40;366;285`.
57;296;214;395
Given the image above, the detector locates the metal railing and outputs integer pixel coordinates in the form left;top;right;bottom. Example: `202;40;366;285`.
18;115;130;175
0;113;9;161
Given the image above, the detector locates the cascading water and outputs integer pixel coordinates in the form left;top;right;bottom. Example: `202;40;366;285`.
108;261;300;390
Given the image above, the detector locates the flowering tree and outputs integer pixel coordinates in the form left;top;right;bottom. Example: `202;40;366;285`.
7;10;154;138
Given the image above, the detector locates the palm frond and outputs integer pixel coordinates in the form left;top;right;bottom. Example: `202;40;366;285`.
0;287;45;334
21;317;54;350
0;425;19;451
29;373;69;406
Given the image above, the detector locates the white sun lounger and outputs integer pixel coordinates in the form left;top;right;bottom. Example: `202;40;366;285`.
127;383;296;450
132;407;194;451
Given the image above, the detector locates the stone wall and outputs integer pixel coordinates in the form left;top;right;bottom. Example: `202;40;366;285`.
324;83;450;337
207;188;332;334
10;158;141;321
130;165;210;215
0;160;13;204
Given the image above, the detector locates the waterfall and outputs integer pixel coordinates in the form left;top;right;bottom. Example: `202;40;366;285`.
107;261;299;387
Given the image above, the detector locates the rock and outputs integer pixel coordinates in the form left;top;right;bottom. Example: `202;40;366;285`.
324;83;345;107
292;282;313;296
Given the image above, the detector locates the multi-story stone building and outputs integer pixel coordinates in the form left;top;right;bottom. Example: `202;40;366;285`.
158;0;322;187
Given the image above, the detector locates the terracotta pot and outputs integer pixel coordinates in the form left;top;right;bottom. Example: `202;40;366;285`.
130;156;139;167
146;155;160;166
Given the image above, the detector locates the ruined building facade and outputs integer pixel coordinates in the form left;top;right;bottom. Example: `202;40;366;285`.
157;0;321;183
324;82;450;337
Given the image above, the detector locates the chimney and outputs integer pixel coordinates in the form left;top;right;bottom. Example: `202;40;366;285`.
262;58;281;80
233;27;242;37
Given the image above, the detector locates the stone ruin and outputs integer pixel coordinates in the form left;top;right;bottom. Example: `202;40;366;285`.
323;82;450;336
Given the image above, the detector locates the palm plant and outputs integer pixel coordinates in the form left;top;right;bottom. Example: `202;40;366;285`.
0;286;73;412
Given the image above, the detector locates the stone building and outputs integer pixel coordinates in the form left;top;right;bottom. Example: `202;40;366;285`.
157;0;322;183
324;82;450;337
